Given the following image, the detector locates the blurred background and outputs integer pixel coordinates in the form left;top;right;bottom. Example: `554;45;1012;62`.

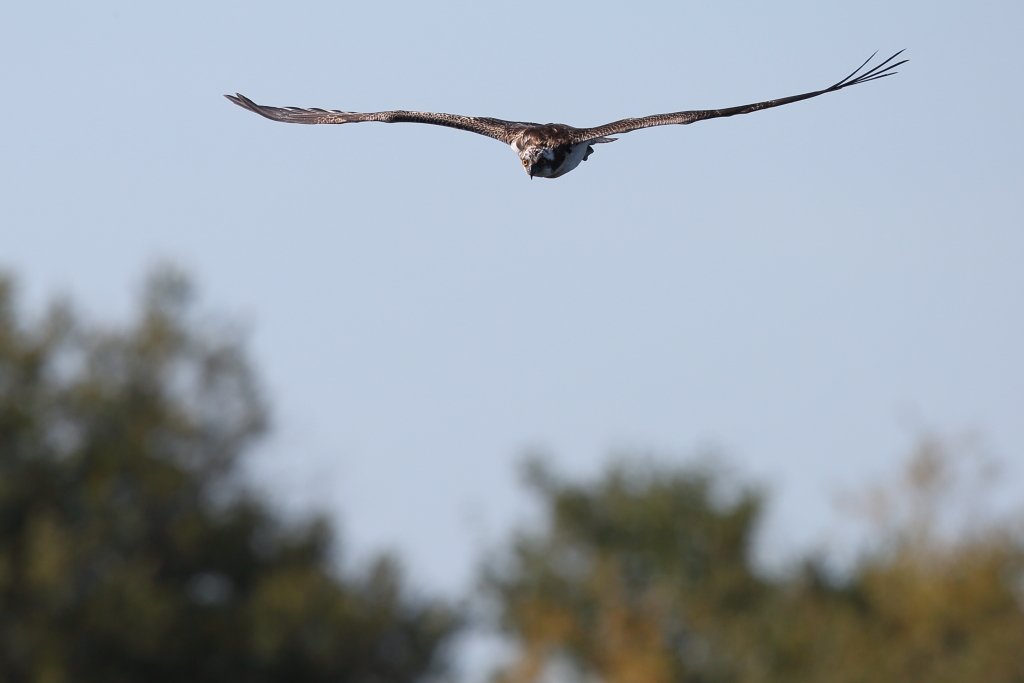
2;0;1023;681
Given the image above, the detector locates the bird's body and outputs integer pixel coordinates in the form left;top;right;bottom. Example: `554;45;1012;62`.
510;125;614;178
226;50;906;179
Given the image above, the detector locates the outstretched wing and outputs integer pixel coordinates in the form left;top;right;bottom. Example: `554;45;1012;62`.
225;93;532;146
569;50;907;144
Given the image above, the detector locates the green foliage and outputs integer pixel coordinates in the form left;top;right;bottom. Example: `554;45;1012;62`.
486;459;768;683
0;269;457;683
487;452;1024;683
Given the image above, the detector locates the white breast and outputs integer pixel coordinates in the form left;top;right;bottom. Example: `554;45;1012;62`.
548;142;592;178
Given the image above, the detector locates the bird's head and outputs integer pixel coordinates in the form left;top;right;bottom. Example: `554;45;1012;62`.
518;147;548;179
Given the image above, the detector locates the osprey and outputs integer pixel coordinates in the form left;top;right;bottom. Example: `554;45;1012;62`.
226;50;906;180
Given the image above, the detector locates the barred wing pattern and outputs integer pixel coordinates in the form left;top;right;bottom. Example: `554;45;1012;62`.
225;93;532;145
569;50;907;144
226;50;906;180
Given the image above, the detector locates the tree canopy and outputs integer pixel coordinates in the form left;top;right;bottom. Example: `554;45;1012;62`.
0;269;457;683
485;451;1024;683
3;267;1022;683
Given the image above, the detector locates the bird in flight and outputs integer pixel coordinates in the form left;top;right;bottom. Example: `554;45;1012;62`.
226;50;906;180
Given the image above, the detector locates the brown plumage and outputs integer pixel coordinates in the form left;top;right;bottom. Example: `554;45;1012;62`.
226;50;907;179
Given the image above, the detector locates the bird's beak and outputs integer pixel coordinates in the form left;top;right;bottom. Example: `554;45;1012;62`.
529;170;534;179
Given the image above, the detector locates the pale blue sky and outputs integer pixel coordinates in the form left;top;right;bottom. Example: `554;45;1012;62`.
4;0;1023;651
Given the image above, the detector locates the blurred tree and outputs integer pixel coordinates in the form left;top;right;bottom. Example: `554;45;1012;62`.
484;458;769;683
486;450;1024;683
833;438;1024;683
0;268;457;683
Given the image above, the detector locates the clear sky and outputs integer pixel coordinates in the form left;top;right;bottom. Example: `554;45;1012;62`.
4;0;1023;666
